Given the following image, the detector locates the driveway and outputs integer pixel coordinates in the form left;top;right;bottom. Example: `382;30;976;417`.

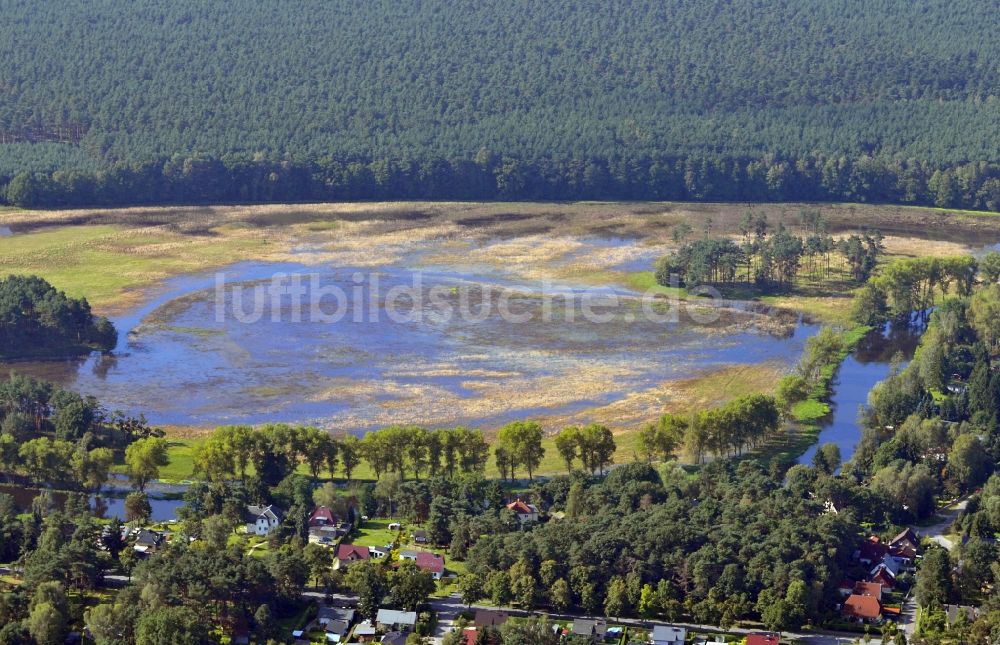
920;496;969;550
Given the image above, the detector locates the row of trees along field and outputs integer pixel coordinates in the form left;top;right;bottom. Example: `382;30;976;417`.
654;210;885;290
0;275;117;359
4;154;1000;212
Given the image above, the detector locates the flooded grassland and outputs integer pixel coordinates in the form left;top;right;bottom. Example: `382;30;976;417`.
2;201;998;447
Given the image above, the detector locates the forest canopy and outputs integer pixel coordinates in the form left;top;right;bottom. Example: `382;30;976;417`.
0;275;117;358
0;1;999;209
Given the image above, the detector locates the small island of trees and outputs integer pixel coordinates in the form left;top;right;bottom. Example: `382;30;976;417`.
0;275;117;359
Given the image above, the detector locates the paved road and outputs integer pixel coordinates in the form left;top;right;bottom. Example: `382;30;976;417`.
920;496;969;550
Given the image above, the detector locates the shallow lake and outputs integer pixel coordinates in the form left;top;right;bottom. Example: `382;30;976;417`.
0;238;822;431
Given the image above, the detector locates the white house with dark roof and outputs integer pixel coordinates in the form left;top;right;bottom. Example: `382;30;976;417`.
244;505;284;535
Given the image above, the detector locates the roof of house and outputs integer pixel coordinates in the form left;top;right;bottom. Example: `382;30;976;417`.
326;619;351;636
891;543;917;559
474;610;508;627
506;499;538;514
134;529;163;547
651;625;687;642
245;504;284;523
871;557;900;578
376;608;417;627
572;619;607;637
870;567;897;587
411;529;427;538
336;544;369;561
890;527;918;547
317;606;355;623
381;631;408;645
853;581;882;598
354;621;377;636
843;594;882;620
858;536;889;562
746;633;780;645
415;551;445;574
309;506;337;526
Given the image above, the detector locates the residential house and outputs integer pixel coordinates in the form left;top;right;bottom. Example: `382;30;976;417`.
369;545;390;558
572;618;608;640
842;593;882;623
473;610;508;628
244;505;284;536
889;528;919;562
411;529;429;544
381;632;408;645
317;607;355;643
650;625;687;645
334;544;369;570
746;633;780;645
853;581;883;601
308;525;341;547
945;604;979;626
309;521;353;547
133;529;164;557
399;550;446;579
870;555;901;580
376;608;417;632
309;506;337;527
857;536;889;565
870;566;897;590
506;499;539;524
890;528;919;550
353;621;377;642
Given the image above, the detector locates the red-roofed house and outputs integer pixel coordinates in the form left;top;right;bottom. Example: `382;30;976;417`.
506;499;539;524
857;536;889;565
746;633;780;645
399;550;446;579
843;594;882;623
415;551;445;579
853;581;883;601
309;506;337;527
334;544;369;570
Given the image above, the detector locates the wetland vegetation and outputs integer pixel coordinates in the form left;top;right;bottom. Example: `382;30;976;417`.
1;201;998;482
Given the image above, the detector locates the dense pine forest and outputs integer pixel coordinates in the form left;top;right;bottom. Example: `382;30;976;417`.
1;0;999;209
